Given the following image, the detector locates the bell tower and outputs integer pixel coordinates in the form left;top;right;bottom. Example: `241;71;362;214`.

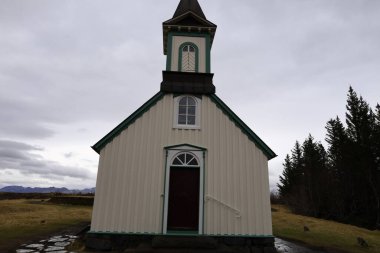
161;0;217;94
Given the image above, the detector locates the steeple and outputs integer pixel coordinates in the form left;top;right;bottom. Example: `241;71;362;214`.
173;0;206;19
162;0;217;55
160;0;216;95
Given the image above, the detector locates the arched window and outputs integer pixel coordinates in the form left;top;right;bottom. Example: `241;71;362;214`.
178;96;196;125
179;43;198;72
173;95;201;129
171;152;199;166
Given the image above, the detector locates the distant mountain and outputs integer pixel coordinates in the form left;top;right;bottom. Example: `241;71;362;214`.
0;185;95;194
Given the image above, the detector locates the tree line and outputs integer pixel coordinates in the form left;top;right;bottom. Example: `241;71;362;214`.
278;87;380;230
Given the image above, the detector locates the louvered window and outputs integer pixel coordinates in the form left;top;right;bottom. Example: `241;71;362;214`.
181;45;196;72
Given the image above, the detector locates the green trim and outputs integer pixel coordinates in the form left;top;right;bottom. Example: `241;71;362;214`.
162;150;169;234
208;94;277;160
92;92;165;154
178;42;199;72
166;33;173;70
205;34;211;73
202;151;206;235
164;143;207;151
87;231;274;238
166;32;211;73
167;230;198;235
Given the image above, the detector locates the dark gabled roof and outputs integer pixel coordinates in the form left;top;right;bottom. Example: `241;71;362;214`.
163;0;216;27
92;92;165;153
173;0;206;20
209;94;277;160
92;92;276;160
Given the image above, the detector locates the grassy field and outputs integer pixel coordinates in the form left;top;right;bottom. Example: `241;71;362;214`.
272;204;380;253
1;198;379;253
0;198;92;252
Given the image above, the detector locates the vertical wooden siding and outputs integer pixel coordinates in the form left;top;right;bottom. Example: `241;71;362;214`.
91;94;272;235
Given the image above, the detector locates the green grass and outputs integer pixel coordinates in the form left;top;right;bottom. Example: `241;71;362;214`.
0;199;92;252
272;204;380;253
2;199;379;253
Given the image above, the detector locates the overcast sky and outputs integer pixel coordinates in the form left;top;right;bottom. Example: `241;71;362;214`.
1;0;379;190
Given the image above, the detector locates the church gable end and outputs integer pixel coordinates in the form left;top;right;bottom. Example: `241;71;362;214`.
93;93;276;160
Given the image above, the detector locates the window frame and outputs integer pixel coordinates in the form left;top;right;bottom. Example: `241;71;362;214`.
178;42;199;73
163;145;205;235
173;95;201;129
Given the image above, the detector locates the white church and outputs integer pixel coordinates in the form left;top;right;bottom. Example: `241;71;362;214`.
88;0;276;246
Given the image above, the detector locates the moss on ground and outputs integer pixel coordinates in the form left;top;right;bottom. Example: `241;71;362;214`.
272;204;380;253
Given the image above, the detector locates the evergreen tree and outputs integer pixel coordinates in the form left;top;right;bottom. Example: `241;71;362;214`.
372;104;380;228
278;141;306;212
345;86;378;228
290;141;304;187
278;154;292;197
301;135;328;217
278;87;379;228
325;117;350;219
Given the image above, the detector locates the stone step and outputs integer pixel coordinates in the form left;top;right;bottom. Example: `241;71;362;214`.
125;243;240;253
152;236;218;249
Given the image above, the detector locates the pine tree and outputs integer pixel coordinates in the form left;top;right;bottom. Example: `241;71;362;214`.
278;154;292;197
277;87;379;228
301;135;328;217
278;141;306;212
372;104;380;228
345;86;378;228
325;117;350;219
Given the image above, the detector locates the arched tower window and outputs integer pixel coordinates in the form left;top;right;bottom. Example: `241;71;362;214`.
179;43;198;72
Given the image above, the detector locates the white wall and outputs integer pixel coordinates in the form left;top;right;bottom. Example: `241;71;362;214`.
91;94;272;236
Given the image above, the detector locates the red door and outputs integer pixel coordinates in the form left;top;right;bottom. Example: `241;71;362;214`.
167;166;200;231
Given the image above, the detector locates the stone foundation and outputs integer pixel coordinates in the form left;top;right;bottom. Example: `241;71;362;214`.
85;233;276;252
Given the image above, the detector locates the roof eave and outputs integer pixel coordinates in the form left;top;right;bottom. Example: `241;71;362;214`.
92;91;165;154
163;11;216;27
208;94;277;160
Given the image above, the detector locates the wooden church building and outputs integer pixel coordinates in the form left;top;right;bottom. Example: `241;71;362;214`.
89;0;276;242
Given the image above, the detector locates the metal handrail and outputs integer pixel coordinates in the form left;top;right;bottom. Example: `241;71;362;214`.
205;195;241;218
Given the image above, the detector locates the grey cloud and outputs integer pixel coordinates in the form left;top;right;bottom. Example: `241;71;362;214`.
0;96;55;139
0;140;94;180
64;152;74;158
0;139;42;151
0;0;379;190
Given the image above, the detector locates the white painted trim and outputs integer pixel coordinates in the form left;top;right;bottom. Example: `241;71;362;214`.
173;95;201;129
163;145;205;234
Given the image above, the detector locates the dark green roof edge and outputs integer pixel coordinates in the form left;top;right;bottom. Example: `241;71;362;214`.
92;92;165;154
92;92;276;160
208;94;277;160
